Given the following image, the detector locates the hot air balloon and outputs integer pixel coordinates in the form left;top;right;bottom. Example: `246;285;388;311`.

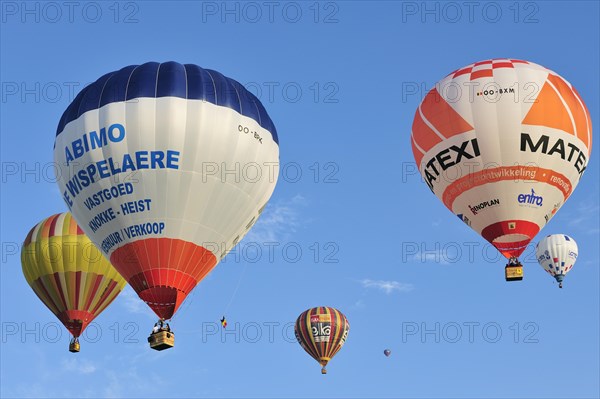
384;349;391;357
294;307;350;374
21;213;126;352
410;59;592;282
535;234;578;288
53;62;279;350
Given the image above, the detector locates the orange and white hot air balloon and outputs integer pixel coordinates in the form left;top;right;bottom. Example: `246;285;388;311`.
410;59;592;279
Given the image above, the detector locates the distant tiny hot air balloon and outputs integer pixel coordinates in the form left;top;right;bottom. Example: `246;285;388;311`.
21;213;126;352
294;307;349;374
536;234;579;288
410;58;592;282
384;349;391;357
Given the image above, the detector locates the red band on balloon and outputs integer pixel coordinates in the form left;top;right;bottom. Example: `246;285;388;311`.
481;220;540;258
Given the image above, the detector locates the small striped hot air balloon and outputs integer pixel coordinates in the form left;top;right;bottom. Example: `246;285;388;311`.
21;212;126;352
535;234;579;288
410;59;592;281
294;307;349;374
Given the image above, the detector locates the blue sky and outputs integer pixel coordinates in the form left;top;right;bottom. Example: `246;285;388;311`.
1;1;599;398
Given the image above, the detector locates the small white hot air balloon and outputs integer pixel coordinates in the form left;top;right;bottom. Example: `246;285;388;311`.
535;234;579;288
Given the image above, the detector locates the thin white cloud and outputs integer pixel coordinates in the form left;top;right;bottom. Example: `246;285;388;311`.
61;358;97;375
352;299;366;309
104;370;125;398
13;383;48;399
566;200;600;234
360;279;414;294
5;346;169;399
410;251;450;264
243;194;308;243
118;286;156;319
102;358;169;398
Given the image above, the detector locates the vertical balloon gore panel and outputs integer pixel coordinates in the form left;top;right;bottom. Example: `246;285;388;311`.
53;63;280;320
411;59;592;259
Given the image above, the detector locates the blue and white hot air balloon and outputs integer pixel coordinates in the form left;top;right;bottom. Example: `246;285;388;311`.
535;234;579;288
53;62;280;341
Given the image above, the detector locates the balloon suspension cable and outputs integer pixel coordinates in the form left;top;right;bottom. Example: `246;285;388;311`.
170;289;196;323
222;261;250;317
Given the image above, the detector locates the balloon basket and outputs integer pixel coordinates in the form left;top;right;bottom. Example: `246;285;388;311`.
148;330;175;351
505;263;523;282
321;367;327;375
69;340;80;353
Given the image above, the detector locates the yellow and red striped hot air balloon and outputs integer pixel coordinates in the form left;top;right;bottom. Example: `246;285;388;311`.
410;58;592;281
21;212;126;352
294;307;350;374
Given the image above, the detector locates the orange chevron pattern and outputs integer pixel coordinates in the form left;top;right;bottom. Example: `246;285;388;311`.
523;73;592;151
411;88;474;167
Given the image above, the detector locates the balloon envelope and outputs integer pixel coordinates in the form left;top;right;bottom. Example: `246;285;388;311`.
411;59;592;260
21;213;126;337
384;349;391;357
294;307;350;372
536;234;578;284
53;62;279;320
